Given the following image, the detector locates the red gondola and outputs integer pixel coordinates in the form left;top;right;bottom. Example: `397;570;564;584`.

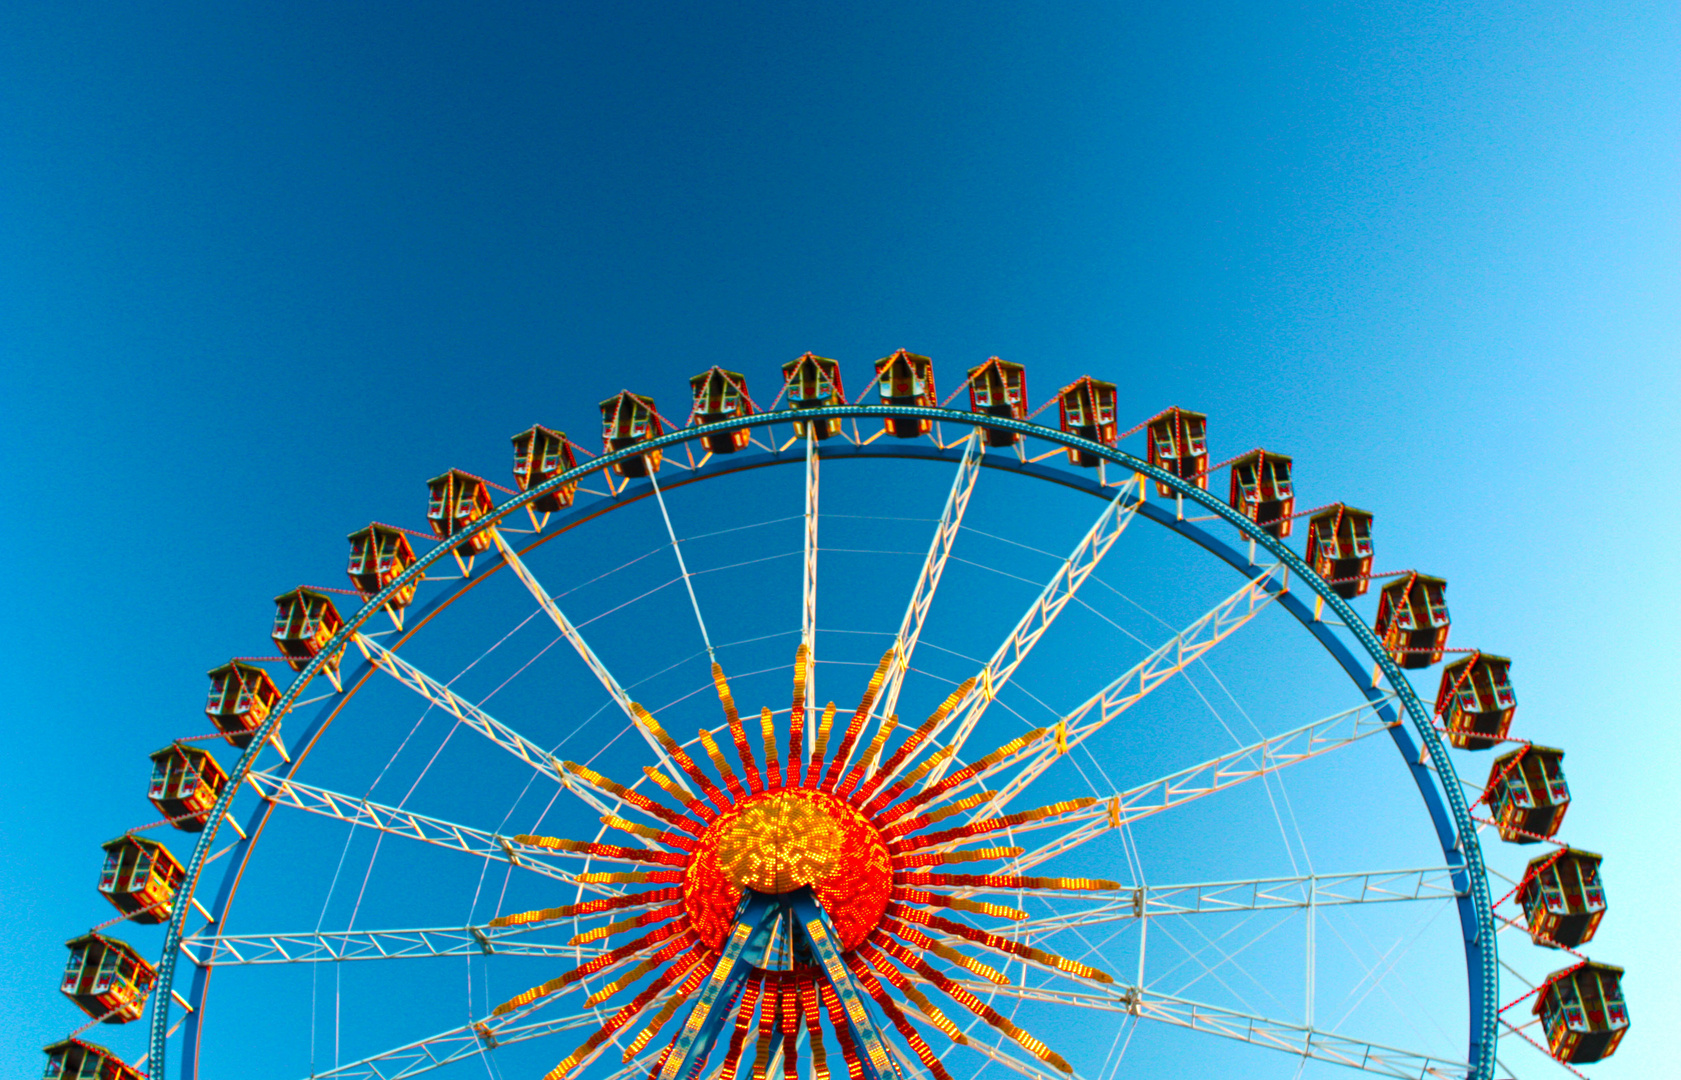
97;835;182;924
1519;848;1606;949
1146;408;1209;496
1485;744;1569;843
1228;450;1295;538
204;661;279;748
426;469;494;553
346;524;419;610
1533;962;1628;1064
1436;653;1516;749
966;358;1027;446
60;933;154;1023
689;369;754;454
511;426;579;511
600;391;664;478
42;1038;146;1080
1056;376;1118;467
1305;505;1374;599
1372;573;1450;669
781;354;845;440
874;350;936;438
147;741;228;830
272;587;344;682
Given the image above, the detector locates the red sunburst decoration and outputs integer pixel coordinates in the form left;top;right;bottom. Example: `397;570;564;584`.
490;645;1118;1080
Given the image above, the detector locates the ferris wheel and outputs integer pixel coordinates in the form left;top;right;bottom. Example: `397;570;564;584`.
45;353;1628;1080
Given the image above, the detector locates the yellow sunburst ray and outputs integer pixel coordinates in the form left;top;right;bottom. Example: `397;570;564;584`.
860;745;957;817
630;702;731;812
888;796;1098;853
896;845;1024;868
892;887;1027;920
804;701;836;787
562;761;705;836
492;925;693;1015
513;833;688;867
853;678;975;808
877;727;1053;825
822;648;895;791
697;728;746;800
788;644;810;782
568;902;685;946
835;713;898;797
844;952;954;1080
712;663;763;794
715;974;764;1080
870;937;1072;1074
641;766;720;823
895;906;1113;983
880;791;996;839
857;947;969;1047
759;706;782;790
543;944;711;1080
489;886;681;928
623;961;712;1060
874;921;1008;984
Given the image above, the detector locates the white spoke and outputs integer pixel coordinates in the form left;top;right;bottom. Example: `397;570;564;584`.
802;423;820;715
1133;987;1468;1079
998;867;1462;939
353;633;648;832
244;771;619;895
355;634;564;784
981;564;1283;816
995;698;1399;874
301;993;668;1080
648;467;716;663
857;429;982;770
178;925;607;966
943;981;1467;1079
912;474;1147;786
489;528;693;790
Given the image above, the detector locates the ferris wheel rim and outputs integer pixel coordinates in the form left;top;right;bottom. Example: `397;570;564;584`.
149;405;1498;1080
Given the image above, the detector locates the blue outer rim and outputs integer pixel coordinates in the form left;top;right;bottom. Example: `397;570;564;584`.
151;405;1495;1079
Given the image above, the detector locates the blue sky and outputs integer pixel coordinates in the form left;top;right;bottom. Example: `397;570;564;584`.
2;3;1675;1078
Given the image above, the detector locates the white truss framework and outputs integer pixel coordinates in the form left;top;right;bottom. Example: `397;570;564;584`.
981;564;1283;816
947;981;1468;1079
865;428;982;755
244;770;617;896
918;475;1146;785
489;528;689;788
299;994;669;1080
177;925;606;967
355;634;564;784
1001;698;1399;873
802;424;820;720
999;867;1462;939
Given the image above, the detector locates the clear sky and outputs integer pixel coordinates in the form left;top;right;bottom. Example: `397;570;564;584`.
2;3;1676;1079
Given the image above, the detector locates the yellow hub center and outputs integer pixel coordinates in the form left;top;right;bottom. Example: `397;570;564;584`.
716;792;843;893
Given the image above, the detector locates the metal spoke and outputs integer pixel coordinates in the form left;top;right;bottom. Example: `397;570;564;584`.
997;698;1399;874
998;867;1462;939
300;992;669;1080
489;528;691;788
944;981;1468;1079
354;634;564;784
178;925;606;967
648;466;716;663
802;423;820;718
850;428;982;776
980;563;1283;816
243;770;619;895
913;474;1146;785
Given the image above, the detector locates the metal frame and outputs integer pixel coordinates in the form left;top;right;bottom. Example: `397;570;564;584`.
147;404;1497;1080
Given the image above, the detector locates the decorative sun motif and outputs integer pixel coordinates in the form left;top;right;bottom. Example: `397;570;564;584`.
490;645;1117;1080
